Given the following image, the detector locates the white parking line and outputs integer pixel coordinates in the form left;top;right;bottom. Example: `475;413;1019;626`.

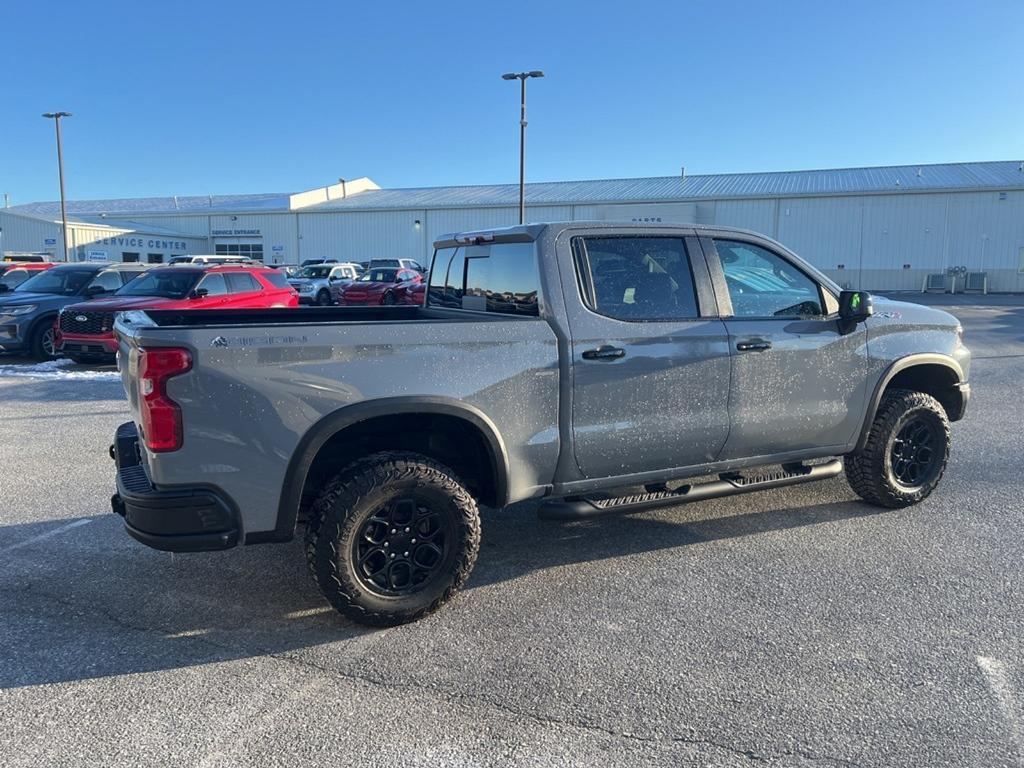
282;606;335;619
977;655;1024;766
0;518;93;554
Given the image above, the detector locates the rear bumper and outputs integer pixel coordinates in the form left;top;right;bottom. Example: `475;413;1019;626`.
110;422;239;552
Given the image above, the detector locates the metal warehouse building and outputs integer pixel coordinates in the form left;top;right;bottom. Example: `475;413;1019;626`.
2;160;1023;292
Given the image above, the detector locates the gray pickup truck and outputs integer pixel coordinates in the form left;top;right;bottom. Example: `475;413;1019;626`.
110;222;970;626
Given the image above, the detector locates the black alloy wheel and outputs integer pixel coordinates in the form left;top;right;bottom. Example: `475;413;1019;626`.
889;417;940;489
352;496;452;597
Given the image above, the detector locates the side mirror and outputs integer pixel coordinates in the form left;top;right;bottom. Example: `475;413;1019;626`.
838;290;874;325
189;288;209;300
85;284;107;296
0;284;9;294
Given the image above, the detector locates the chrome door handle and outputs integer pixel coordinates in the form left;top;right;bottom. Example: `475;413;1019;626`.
736;339;772;352
582;345;626;361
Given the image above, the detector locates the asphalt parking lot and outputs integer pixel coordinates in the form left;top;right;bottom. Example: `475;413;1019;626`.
1;295;1022;767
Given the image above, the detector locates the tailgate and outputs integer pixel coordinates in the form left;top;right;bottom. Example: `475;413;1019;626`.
114;311;152;429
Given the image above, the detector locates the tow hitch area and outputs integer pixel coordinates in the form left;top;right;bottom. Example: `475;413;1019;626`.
537;460;844;521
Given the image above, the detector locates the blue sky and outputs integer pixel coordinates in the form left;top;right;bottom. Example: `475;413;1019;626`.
2;0;1021;204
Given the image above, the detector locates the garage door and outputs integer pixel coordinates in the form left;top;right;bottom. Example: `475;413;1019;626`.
214;237;264;262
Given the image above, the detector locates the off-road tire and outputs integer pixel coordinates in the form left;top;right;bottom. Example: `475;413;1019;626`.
309;451;480;626
845;389;950;508
303;453;385;582
29;320;58;361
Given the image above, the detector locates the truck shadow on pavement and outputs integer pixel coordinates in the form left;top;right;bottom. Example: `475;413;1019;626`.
1;481;884;689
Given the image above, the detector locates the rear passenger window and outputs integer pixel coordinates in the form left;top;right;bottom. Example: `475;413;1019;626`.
429;243;539;316
226;272;261;293
574;237;699;321
262;271;292;289
196;273;228;295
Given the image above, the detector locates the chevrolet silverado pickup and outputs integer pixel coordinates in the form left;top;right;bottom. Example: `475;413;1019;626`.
109;222;970;626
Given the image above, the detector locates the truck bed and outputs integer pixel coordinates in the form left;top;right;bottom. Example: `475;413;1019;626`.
136;305;521;329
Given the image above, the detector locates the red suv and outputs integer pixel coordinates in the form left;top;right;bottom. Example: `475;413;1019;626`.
0;262;55;293
57;264;298;363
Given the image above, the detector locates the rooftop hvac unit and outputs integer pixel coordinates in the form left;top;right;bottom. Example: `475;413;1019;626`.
963;272;988;294
922;273;947;293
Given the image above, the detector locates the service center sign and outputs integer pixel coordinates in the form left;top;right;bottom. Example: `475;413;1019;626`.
95;236;190;250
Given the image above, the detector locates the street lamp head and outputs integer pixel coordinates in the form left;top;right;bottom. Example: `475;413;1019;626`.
42;112;72;119
502;71;544;80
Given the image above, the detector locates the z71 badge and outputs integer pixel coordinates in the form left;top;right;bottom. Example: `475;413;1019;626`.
210;334;309;348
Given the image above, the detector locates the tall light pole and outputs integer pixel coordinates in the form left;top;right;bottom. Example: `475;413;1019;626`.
501;71;543;225
42;112;72;261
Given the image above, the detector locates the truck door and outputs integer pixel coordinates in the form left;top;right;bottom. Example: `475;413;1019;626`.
568;233;732;479
701;236;868;460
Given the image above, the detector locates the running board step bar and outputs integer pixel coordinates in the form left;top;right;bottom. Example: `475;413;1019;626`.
537;459;844;521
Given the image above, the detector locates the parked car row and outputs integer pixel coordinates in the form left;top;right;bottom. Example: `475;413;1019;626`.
288;260;428;307
334;266;424;306
0;257;430;363
56;264;299;364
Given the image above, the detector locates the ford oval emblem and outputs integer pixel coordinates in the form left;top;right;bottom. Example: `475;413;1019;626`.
75;315;88;322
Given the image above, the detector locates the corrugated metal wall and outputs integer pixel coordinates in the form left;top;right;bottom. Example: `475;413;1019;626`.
0;212;60;258
713;199;777;236
946;190;1024;292
299;210;425;265
8;188;1023;290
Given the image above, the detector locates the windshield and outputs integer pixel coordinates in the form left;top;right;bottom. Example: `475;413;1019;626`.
15;268;97;295
359;269;398;282
115;270;199;299
297;266;332;278
0;269;29;289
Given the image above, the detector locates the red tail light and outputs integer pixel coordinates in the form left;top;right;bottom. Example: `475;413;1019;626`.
138;347;192;452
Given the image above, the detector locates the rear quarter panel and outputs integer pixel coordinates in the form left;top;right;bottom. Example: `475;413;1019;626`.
129;317;560;535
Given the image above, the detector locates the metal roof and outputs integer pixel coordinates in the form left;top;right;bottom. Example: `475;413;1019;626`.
308;161;1024;210
7;192;294;218
6;161;1023;218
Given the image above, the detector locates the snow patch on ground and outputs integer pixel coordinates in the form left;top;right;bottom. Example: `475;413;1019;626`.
0;358;121;380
